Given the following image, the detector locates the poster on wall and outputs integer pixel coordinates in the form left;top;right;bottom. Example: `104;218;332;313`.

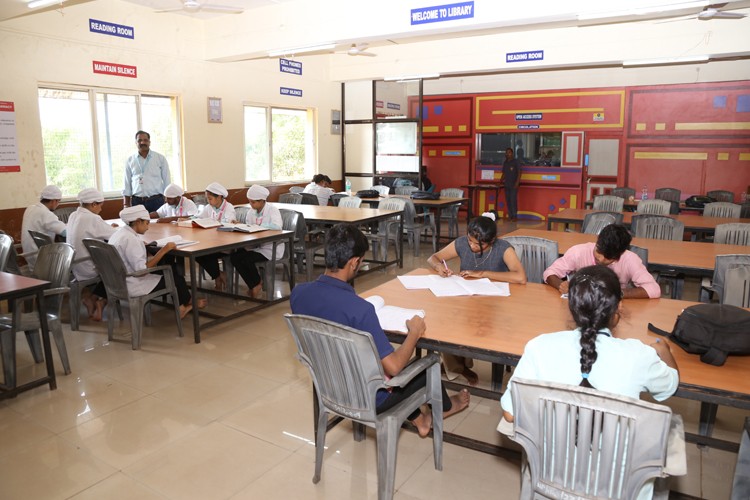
0;101;20;173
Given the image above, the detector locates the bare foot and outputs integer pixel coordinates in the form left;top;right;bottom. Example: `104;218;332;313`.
179;304;193;319
214;272;226;291
194;298;207;309
91;298;106;322
82;295;96;318
251;283;263;298
412;409;433;438
461;367;479;386
443;388;470;418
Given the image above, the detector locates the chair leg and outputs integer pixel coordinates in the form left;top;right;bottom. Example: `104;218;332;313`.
313;406;328;484
376;417;401;500
107;300;117;342
1;329;17;388
24;330;44;363
129;302;144;350
50;321;71;375
70;284;81;331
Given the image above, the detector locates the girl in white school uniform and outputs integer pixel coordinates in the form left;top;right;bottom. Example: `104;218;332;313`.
150;183;197;223
195;182;235;290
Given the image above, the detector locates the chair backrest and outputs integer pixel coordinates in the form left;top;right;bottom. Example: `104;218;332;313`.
723;266;750;308
503;236;558;284
191;194;207;207
636;199;671;215
592;195;624;212
395;186;419;196
82;238;130;300
234;206;250;223
0;233;13;272
338;196;362;208
289;186;304;194
440;188;464;198
707;190;734;203
284;313;386;423
628;245;648;266
378;197;407;212
53;206;77;223
279;193;302;204
714;223;750;246
632;214;684;241
300;192;320;205
711;254;750;302
372;185;391;196
28;230;54;249
703;202;741;219
582;211;622;235
33;243;75;313
741;202;750;219
279;209;302;250
509;378;672;500
611;187;635;200
655;187;681;202
329;193;347;206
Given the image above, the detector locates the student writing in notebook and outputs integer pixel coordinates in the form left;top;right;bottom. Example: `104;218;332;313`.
291;224;470;437
427;212;527;385
195;182;236;291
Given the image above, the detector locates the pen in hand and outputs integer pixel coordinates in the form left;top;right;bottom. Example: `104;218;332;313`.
440;259;452;277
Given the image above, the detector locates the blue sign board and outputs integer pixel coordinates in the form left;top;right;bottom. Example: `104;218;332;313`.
518;125;540;130
386;102;401;110
506;50;544;63
411;1;474;25
515;113;543;121
279;59;302;76
280;87;303;97
89;19;134;39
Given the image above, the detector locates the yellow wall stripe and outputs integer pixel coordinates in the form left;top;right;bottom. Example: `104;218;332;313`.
717;153;729;160
423;126;439;132
634;152;708;160
740;153;750;161
491;107;604;115
675;122;750;131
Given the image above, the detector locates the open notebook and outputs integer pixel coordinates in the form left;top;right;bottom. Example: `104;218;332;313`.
397;274;510;297
364;295;425;333
177;218;222;229
217;223;267;233
147;234;197;247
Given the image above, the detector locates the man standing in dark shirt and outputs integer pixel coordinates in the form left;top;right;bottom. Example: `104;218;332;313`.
502;147;521;220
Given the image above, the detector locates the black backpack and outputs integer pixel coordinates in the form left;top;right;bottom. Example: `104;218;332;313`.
355;189;381;199
685;195;716;208
410;190;440;200
648;304;750;366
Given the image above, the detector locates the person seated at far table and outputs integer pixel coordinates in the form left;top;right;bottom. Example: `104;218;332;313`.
110;206;205;319
194;182;236;291
149;183;197;223
291;223;470;437
229;184;284;299
21;184;67;271
303;173;335;206
426;212;527;385
543;223;660;299
499;265;679;500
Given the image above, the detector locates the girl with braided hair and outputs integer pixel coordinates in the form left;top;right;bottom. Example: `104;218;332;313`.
500;265;678;422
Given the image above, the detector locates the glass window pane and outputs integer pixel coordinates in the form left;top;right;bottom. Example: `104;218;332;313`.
271;107;307;182
96;93;137;193
38;88;96;197
142;95;182;186
244;106;270;181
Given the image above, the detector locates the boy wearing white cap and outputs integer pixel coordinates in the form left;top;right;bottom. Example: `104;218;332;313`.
195;182;236;290
230;184;284;298
150;183;197;223
110;206;202;318
21;185;67;271
67;188;119;321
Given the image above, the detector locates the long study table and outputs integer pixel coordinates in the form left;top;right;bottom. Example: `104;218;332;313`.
357;196;467;241
362;269;750;453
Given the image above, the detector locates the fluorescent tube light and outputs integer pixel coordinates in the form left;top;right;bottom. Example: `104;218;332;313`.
28;0;63;8
267;43;335;58
622;55;710;67
383;73;440;82
578;1;708;21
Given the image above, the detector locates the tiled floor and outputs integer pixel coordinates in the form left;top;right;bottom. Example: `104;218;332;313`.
0;218;743;499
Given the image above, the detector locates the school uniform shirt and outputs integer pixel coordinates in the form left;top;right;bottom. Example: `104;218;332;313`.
246;202;284;260
108;225;161;297
21;202;66;270
196;199;236;223
303;182;335;206
67;207;117;280
155;196;198;218
542;242;661;298
290;275;394;406
454;236;512;272
122;150;171;198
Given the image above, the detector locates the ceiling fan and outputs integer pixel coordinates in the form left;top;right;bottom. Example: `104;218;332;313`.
656;3;747;22
347;43;377;57
155;0;244;14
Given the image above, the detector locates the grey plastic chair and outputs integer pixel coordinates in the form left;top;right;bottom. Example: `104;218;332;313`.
292;211;325;282
0;243;74;388
699;254;750;304
592;195;624;212
289;186;304;194
440;188;464;239
53;206;76;223
395;186;419;196
0;234;12;272
279;193;302;204
632;214;685;241
338;196;362;208
28;230;54;249
191;194;207;210
234;206;250;223
655;187;681;203
329;193;347;206
740;203;750;219
636;199;672;215
581;211;622;235
300;192;320;205
714;223;750;246
502;236;558;284
83;238;184;350
703;202;741;219
283;313;443;500
508;378;674;500
707;190;734;203
629;245;649;266
372;185;391;196
252;209;299;297
732;417;750;500
390;198;436;257
368;198;406;261
69;273;102;332
723;266;750;308
611;187;635;199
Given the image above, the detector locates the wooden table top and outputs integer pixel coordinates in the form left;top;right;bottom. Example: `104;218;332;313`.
0;272;49;298
548;208;749;231
584;199;705;213
361;268;750;404
140;222;290;255
268;203;401;224
503;228;749;275
358;196;468;208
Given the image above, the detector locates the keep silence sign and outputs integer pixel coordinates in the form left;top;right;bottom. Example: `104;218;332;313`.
280;87;303;97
